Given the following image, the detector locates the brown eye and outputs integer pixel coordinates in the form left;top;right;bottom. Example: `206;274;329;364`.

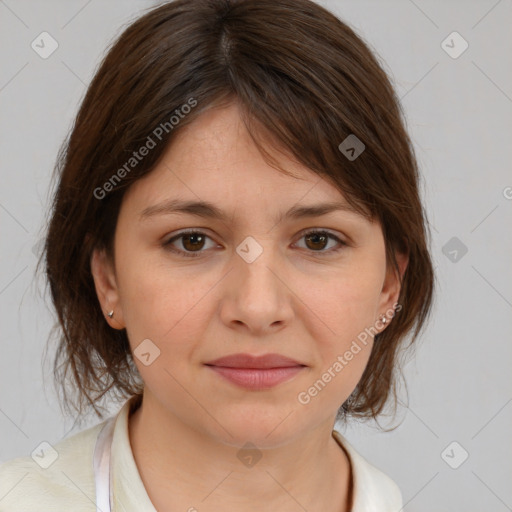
295;229;347;254
181;233;206;251
163;230;217;258
304;232;329;251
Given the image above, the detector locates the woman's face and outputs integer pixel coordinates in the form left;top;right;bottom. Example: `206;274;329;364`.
92;102;406;448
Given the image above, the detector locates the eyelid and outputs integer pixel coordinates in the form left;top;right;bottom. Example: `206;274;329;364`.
295;227;347;243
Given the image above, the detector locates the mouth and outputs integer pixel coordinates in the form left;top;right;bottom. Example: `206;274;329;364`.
205;365;305;390
204;353;306;390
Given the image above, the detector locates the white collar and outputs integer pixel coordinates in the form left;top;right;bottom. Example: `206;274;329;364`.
94;396;402;511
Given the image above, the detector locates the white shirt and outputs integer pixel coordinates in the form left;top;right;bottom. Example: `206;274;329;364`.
0;395;403;511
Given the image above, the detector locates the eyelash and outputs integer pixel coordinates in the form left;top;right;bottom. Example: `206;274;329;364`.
162;228;347;258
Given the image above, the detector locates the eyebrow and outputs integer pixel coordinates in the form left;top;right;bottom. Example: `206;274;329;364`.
139;199;366;223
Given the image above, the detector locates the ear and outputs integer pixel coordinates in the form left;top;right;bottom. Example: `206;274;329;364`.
90;247;126;330
377;249;409;330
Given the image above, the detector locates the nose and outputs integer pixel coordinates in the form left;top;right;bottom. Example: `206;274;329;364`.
218;240;295;336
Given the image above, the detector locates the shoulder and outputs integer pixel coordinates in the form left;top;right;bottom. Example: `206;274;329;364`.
0;420;106;512
332;430;403;511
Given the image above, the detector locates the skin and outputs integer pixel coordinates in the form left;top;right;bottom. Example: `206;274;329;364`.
91;102;408;512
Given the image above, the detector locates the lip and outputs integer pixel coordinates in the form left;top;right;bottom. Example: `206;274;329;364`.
204;353;306;390
205;353;304;369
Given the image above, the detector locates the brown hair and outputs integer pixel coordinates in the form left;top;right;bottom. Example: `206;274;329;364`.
39;0;435;425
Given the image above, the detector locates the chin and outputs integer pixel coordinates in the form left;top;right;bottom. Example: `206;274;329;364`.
204;410;304;449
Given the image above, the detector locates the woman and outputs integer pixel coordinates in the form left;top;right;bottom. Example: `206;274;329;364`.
0;0;434;510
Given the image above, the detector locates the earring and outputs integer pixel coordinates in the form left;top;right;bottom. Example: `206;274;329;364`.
380;315;387;324
108;310;114;319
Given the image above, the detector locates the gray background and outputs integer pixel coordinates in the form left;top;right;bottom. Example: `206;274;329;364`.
1;0;511;510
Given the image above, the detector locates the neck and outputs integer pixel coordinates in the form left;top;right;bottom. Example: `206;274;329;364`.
128;393;352;512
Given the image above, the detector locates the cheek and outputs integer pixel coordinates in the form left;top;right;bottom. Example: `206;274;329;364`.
300;261;383;340
292;259;383;392
115;243;217;362
295;279;377;410
118;261;213;397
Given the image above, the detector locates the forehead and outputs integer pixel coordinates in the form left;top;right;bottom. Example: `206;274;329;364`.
121;103;371;224
155;102;317;187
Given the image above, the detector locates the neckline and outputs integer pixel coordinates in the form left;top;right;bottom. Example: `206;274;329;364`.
332;430;355;510
113;396;356;512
